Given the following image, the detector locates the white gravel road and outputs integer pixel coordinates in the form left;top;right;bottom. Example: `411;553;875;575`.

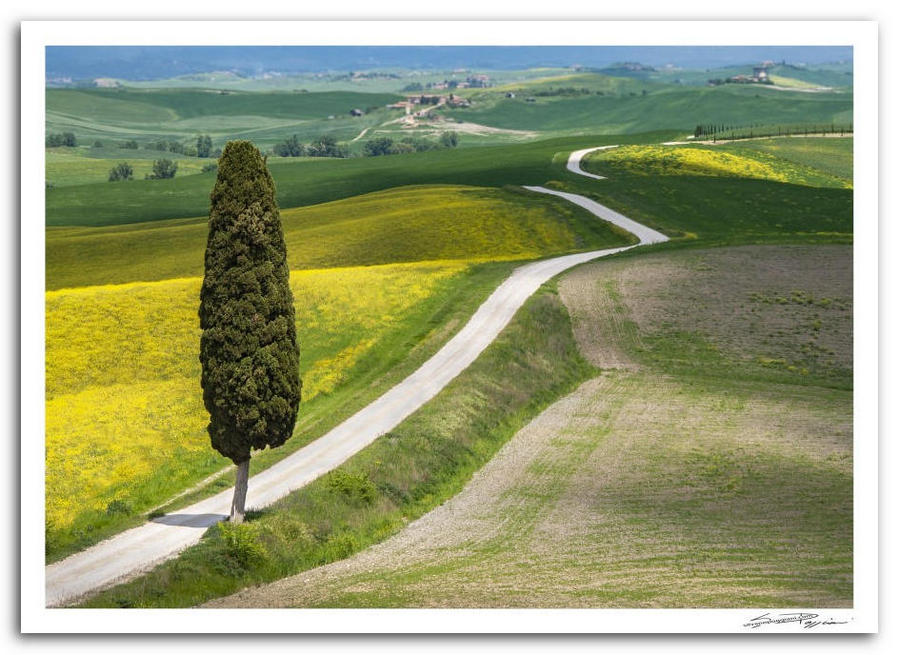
44;148;668;607
564;145;620;179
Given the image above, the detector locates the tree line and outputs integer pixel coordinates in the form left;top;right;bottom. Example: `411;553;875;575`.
363;131;459;157
694;122;853;141
48;132;219;157
272;135;348;158
271;131;460;159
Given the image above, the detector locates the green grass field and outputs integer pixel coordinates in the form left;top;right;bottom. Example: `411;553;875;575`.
446;83;851;134
44;132;678;226
721;137;852;183
46;148;217;187
575;138;853;243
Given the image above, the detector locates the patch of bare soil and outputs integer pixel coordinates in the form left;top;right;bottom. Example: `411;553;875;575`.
570;245;852;378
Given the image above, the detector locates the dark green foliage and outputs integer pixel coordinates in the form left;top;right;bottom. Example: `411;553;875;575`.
306;135;347;158
439;131;459;148
201;162;218;173
147;158;178;180
92;140;104;148
327;470;377;506
104;499;132;516
196;134;213;158
273;135;306;157
213;522;268;568
122;139;139;149
46;132;76;147
107;162;133;182
364;137;395;157
199;140;301;464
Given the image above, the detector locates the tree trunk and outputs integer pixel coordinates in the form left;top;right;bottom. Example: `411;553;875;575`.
230;459;250;524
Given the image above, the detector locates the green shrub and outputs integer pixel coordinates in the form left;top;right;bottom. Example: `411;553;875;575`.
326;470;377;505
105;499;132;516
108;162;133;182
147;159;177;180
215;522;267;567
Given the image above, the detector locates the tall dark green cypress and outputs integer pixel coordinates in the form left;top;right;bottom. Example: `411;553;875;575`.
199;140;301;523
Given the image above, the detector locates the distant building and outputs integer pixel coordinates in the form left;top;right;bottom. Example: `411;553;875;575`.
350;108;364;117
752;67;769;82
505;92;516;98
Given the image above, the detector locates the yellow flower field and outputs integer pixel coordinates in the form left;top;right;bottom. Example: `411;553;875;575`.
590;144;852;188
45;261;468;536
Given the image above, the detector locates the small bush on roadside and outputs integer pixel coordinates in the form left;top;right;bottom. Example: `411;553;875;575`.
326;470;377;506
214;522;268;567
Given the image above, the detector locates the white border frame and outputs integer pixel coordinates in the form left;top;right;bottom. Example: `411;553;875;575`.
20;20;878;634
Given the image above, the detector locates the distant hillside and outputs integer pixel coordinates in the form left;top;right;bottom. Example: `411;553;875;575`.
46;45;853;81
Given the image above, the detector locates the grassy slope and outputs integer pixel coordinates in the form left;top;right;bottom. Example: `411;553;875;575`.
47;184;635;290
45;87;405;155
575;139;853;244
81;285;598;607
46;148;217;187
446;84;852;134
720;137;852;183
45;132;677;226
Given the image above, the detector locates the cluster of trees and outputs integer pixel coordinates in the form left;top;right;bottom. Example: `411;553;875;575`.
417;94;442;106
272;135;349;158
363;131;459;157
122;140;139;149
707;77;775;86
108;159;178;182
108;162;133;182
46;132;77;147
147;158;178;179
532;86;595;97
142;135;217;158
196;135;213;158
146;139;190;154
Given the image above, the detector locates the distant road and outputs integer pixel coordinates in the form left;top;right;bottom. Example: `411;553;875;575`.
44;147;668;607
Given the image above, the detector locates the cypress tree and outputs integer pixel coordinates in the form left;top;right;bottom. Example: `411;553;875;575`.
199;140;301;524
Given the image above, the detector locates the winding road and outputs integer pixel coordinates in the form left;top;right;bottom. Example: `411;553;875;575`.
44;146;668;607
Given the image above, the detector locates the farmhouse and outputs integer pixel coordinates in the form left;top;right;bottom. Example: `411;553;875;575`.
752;66;769;82
350;108;364;117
